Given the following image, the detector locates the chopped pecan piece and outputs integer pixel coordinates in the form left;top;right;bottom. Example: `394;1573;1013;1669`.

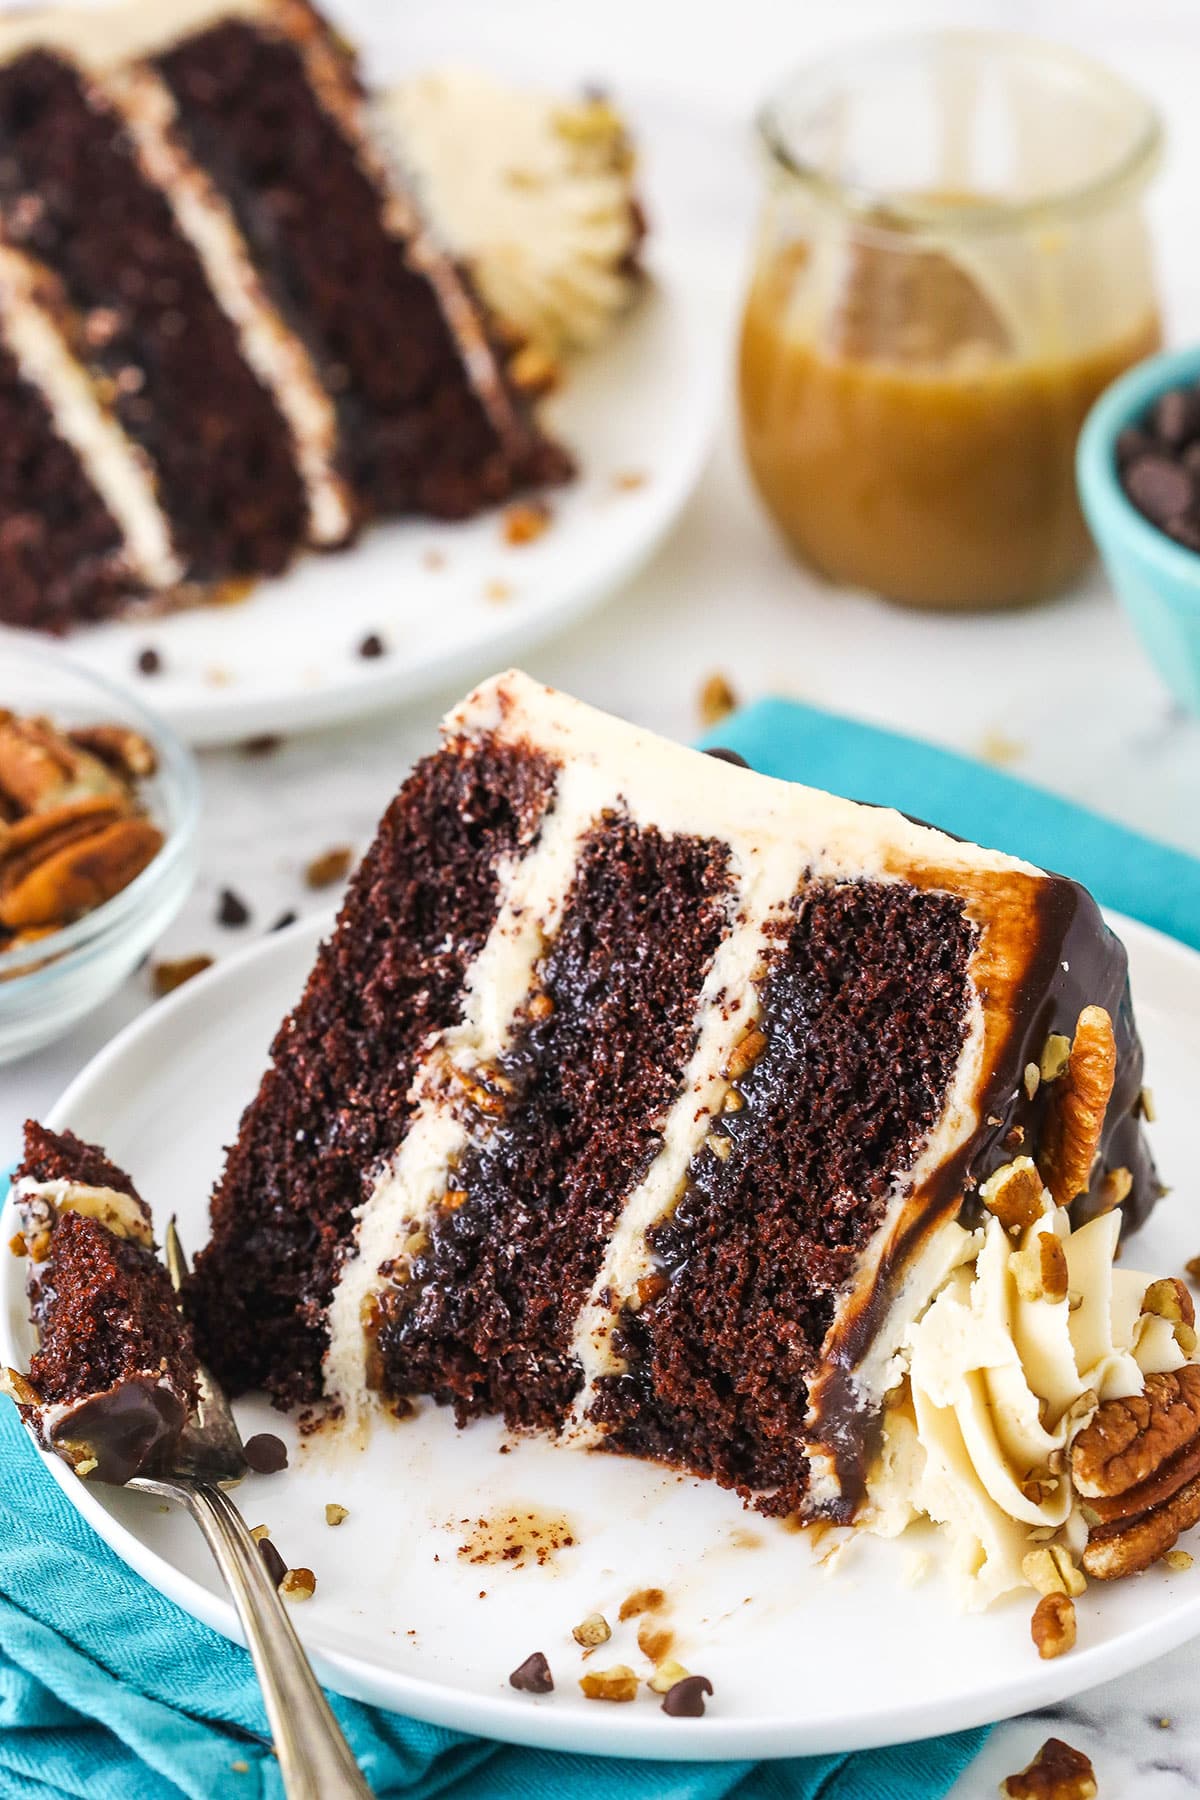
1030;1592;1075;1659
1072;1364;1200;1579
1001;1737;1097;1799
980;1157;1045;1236
1038;1007;1116;1206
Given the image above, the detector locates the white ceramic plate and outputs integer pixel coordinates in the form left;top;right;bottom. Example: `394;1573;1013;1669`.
0;260;718;748
4;910;1199;1760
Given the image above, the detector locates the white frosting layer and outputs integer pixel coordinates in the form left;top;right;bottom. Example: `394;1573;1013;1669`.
0;247;180;588
383;70;641;355
14;1174;152;1247
323;671;1045;1448
0;0;268;69
867;1179;1186;1609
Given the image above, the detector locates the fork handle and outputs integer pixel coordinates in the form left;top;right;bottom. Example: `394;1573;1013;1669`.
171;1479;373;1799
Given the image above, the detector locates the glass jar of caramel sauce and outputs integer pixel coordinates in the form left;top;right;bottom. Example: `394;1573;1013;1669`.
739;34;1163;609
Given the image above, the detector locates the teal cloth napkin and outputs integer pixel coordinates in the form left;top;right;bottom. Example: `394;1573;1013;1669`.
4;695;1198;1800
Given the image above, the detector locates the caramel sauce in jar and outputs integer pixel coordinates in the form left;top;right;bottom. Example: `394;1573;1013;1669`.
740;255;1160;609
742;35;1163;610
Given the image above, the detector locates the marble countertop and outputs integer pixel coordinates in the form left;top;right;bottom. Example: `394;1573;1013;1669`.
3;0;1200;1789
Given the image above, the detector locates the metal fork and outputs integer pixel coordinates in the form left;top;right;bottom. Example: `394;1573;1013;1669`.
123;1220;373;1799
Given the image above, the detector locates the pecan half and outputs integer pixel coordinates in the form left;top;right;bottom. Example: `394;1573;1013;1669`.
66;723;157;781
1072;1364;1200;1578
1038;1006;1116;1206
0;714;126;813
0;800;162;929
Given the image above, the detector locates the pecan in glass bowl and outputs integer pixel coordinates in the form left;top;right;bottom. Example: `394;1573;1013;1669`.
0;643;198;1061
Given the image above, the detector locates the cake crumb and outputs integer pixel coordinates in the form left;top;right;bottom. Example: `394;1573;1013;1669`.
325;1503;349;1527
618;1586;665;1621
485;579;514;604
231;1761;249;1774
455;1507;575;1569
305;847;353;889
1163;1548;1193;1571
422;548;446;571
152;955;213;997
698;673;737;730
612;469;647;491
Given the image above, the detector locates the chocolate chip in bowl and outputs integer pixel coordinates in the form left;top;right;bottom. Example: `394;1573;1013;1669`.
0;643;198;1061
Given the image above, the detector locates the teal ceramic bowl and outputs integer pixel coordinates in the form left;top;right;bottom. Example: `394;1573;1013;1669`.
1078;343;1200;712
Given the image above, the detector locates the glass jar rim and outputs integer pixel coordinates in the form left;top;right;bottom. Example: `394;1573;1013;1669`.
758;29;1163;236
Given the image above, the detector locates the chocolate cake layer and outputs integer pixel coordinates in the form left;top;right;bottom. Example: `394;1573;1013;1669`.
11;1122;200;1484
156;18;569;522
0;47;308;580
375;817;733;1431
0;339;138;630
187;738;558;1409
591;879;977;1516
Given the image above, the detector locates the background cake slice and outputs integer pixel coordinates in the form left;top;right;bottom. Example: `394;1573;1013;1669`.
188;669;1158;1531
0;0;570;633
5;1120;198;1484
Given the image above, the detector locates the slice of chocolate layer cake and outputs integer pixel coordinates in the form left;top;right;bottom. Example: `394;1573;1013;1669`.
188;670;1160;1531
0;0;568;632
5;1121;198;1483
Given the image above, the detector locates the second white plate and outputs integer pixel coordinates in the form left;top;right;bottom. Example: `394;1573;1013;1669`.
0;259;717;747
3;911;1199;1760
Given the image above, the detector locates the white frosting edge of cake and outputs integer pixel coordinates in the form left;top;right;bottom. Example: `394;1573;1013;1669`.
0;246;180;588
108;63;353;548
13;1174;152;1247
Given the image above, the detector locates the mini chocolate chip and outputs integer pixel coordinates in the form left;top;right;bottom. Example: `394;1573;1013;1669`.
270;909;299;933
241;734;282;757
258;1537;287;1588
1115;425;1155;467
704;747;750;768
1153;386;1200;448
244;1432;288;1473
136;646;162;675
661;1674;713;1717
217;888;251;928
1124;454;1195;527
509;1651;553;1694
357;632;386;660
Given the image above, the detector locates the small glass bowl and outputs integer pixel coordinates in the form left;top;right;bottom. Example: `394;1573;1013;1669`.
0;643;199;1063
